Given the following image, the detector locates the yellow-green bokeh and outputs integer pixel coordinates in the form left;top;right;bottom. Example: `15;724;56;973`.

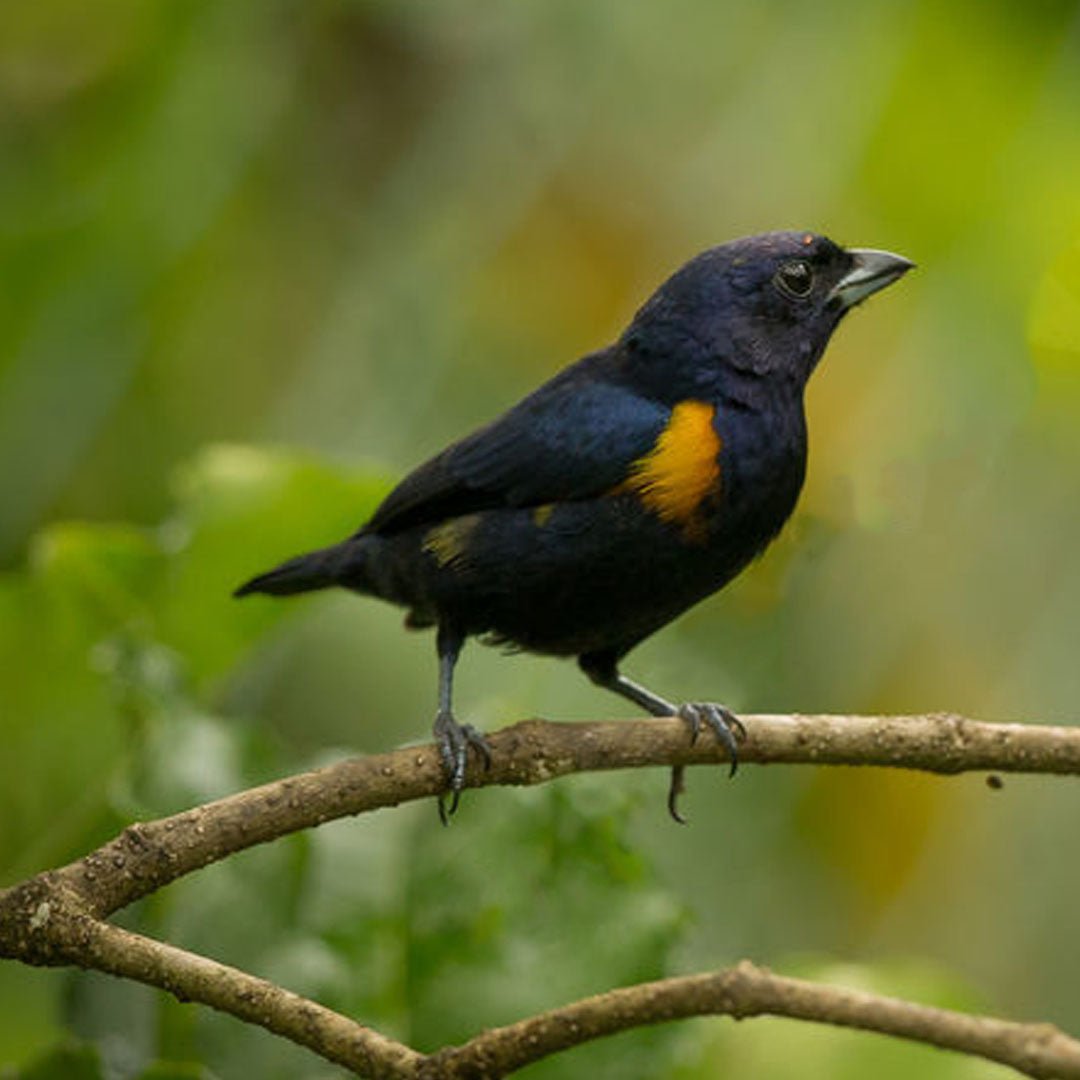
2;1;1080;1076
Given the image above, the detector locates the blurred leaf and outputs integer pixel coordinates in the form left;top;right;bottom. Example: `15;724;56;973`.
0;445;389;882
156;443;390;688
793;768;949;920
12;1041;104;1080
134;1067;215;1080
1029;236;1080;405
0;546;132;882
862;2;1076;254
399;780;687;1077
135;1067;216;1080
0;968;64;1076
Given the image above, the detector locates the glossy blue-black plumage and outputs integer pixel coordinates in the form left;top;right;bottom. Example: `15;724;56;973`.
364;355;669;532
235;230;913;817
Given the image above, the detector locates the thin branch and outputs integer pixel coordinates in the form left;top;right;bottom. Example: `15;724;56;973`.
2;713;1080;1078
24;886;421;1078
435;961;1080;1079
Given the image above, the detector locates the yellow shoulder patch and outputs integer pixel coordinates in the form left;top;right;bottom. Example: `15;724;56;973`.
422;515;480;569
620;400;721;539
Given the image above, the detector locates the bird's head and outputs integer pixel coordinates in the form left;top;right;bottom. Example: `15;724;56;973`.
623;231;914;393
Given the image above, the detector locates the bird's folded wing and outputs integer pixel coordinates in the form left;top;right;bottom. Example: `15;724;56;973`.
364;362;669;536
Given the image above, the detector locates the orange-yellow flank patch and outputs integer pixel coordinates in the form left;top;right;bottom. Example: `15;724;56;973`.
621;400;721;538
423;514;480;569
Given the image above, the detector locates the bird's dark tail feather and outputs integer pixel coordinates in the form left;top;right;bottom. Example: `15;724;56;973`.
233;543;351;599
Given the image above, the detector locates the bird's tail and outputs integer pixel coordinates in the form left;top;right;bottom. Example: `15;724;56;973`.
233;542;355;599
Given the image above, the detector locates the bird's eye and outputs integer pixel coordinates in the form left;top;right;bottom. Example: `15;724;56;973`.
774;260;814;299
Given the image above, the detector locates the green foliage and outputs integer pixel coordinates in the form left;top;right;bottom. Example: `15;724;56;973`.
4;1;1080;1075
0;445;691;1078
0;447;387;1075
0;446;1025;1078
12;1042;104;1080
0;445;386;880
10;1038;218;1080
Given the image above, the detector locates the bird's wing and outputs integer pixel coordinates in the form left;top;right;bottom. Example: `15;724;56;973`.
364;361;669;535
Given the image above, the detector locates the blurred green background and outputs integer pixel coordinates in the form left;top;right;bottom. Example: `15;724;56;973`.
3;1;1080;1077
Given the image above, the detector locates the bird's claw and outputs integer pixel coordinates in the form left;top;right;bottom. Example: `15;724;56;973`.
676;701;745;774
667;702;746;824
667;765;689;825
433;711;491;824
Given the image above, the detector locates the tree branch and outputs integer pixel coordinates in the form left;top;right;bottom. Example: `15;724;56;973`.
2;712;1079;1077
436;960;1080;1079
4;712;1076;922
7;884;420;1079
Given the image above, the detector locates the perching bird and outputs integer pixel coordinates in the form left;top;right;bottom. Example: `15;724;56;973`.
235;231;913;821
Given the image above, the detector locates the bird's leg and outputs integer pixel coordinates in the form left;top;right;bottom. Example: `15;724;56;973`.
578;652;746;758
434;623;491;824
578;651;745;823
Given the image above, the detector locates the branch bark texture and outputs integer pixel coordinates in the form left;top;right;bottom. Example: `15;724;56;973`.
2;712;1079;1077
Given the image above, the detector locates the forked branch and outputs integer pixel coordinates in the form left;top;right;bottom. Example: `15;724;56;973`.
2;712;1079;1077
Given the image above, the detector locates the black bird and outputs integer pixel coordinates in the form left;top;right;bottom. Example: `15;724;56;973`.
235;231;913;820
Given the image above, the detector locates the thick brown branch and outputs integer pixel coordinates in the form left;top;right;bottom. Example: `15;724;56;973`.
1;712;1077;925
435;961;1080;1079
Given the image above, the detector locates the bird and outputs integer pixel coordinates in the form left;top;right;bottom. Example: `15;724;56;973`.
235;230;913;821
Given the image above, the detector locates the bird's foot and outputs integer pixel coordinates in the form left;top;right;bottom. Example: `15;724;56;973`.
667;702;747;824
433;710;491;824
676;701;745;772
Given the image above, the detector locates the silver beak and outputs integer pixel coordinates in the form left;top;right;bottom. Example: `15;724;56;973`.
829;248;915;309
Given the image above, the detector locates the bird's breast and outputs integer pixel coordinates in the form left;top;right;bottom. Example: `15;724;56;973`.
714;391;807;550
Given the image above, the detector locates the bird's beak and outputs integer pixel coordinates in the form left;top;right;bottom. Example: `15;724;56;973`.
829;248;915;309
